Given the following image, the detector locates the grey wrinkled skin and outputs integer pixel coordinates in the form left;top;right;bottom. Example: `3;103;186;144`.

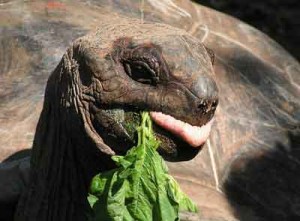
0;1;299;221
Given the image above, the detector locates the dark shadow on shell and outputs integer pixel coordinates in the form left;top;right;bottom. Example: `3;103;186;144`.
0;150;31;221
223;131;300;221
2;149;31;163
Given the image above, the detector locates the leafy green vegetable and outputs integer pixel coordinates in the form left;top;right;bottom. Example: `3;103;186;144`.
88;112;198;221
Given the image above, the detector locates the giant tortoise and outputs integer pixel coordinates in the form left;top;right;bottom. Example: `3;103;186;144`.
0;1;299;221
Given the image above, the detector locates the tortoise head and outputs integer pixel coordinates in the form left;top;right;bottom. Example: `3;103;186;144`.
33;20;218;171
17;19;218;220
41;20;217;165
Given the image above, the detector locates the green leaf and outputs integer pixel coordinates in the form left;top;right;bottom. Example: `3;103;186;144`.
88;194;99;208
88;112;198;221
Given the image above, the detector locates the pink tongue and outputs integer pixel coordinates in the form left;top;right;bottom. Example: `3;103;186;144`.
150;112;213;148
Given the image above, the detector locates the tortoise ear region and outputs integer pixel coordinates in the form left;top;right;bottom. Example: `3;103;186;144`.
204;46;215;65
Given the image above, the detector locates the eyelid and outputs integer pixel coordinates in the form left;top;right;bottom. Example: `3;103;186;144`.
130;60;156;76
119;44;165;85
122;59;159;85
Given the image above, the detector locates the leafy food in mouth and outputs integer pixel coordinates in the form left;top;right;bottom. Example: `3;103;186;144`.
88;112;198;221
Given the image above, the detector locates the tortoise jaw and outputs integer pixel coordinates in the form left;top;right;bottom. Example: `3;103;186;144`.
92;106;215;161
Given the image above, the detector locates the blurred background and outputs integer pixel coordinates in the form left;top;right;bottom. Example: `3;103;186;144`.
194;0;300;60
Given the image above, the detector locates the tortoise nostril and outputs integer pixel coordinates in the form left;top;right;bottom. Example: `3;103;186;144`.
197;99;218;113
197;100;207;110
211;99;218;110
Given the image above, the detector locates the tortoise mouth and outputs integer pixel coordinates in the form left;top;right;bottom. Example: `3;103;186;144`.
92;107;214;161
150;111;214;148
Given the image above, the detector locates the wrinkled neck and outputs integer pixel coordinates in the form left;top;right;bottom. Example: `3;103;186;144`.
15;48;115;221
15;54;95;221
15;102;91;221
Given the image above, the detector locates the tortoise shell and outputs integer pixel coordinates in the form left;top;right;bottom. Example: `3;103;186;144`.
0;1;299;220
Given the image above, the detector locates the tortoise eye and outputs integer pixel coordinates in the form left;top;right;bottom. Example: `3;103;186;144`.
123;60;159;85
